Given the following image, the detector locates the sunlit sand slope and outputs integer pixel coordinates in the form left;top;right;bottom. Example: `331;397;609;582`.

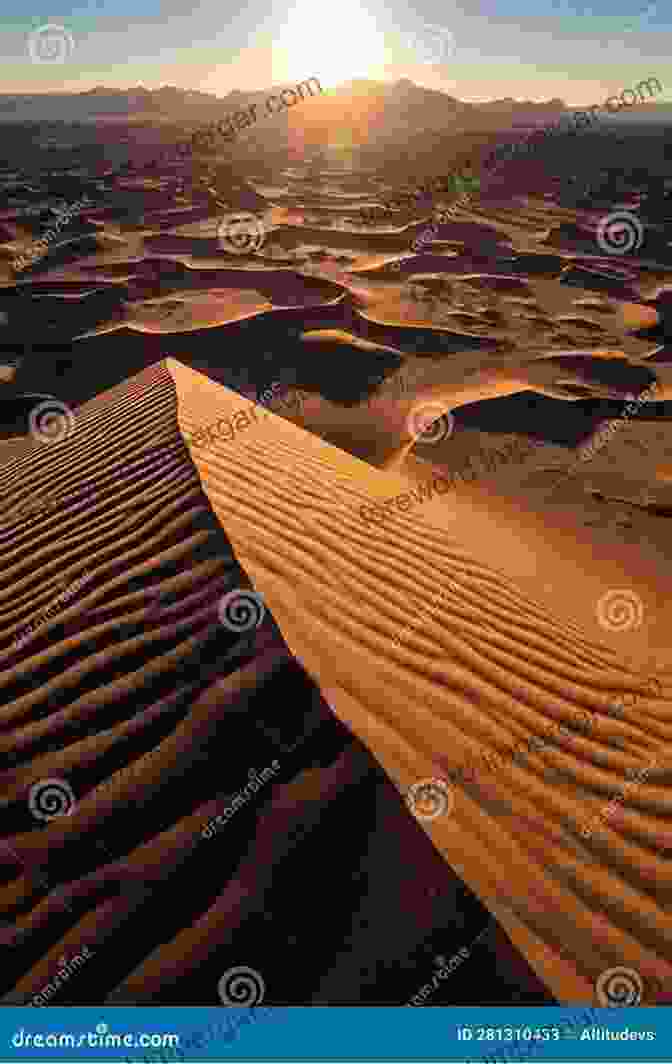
171;357;672;1005
1;362;508;1006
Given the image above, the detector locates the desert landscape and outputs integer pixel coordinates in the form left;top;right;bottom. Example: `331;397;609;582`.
1;18;672;1012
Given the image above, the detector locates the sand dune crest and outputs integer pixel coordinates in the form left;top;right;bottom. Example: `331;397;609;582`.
171;357;672;1004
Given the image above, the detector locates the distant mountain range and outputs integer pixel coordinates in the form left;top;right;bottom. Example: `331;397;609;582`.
0;78;666;125
0;79;667;182
0;85;253;122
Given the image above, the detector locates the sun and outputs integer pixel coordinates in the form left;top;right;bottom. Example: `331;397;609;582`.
273;0;387;88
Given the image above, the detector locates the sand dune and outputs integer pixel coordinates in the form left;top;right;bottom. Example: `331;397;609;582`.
172;357;672;1004
4;362;547;1006
2;141;672;1007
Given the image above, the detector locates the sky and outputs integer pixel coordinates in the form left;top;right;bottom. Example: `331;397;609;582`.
0;0;669;104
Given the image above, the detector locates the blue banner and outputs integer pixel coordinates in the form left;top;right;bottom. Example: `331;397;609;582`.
1;1007;672;1062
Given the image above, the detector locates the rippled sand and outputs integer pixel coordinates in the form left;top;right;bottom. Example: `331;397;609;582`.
2;157;672;1005
173;358;672;1005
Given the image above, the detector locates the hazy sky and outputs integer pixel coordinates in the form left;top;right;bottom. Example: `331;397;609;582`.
0;0;669;103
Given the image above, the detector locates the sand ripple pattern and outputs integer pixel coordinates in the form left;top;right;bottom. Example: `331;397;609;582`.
0;362;500;1006
172;357;672;1005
